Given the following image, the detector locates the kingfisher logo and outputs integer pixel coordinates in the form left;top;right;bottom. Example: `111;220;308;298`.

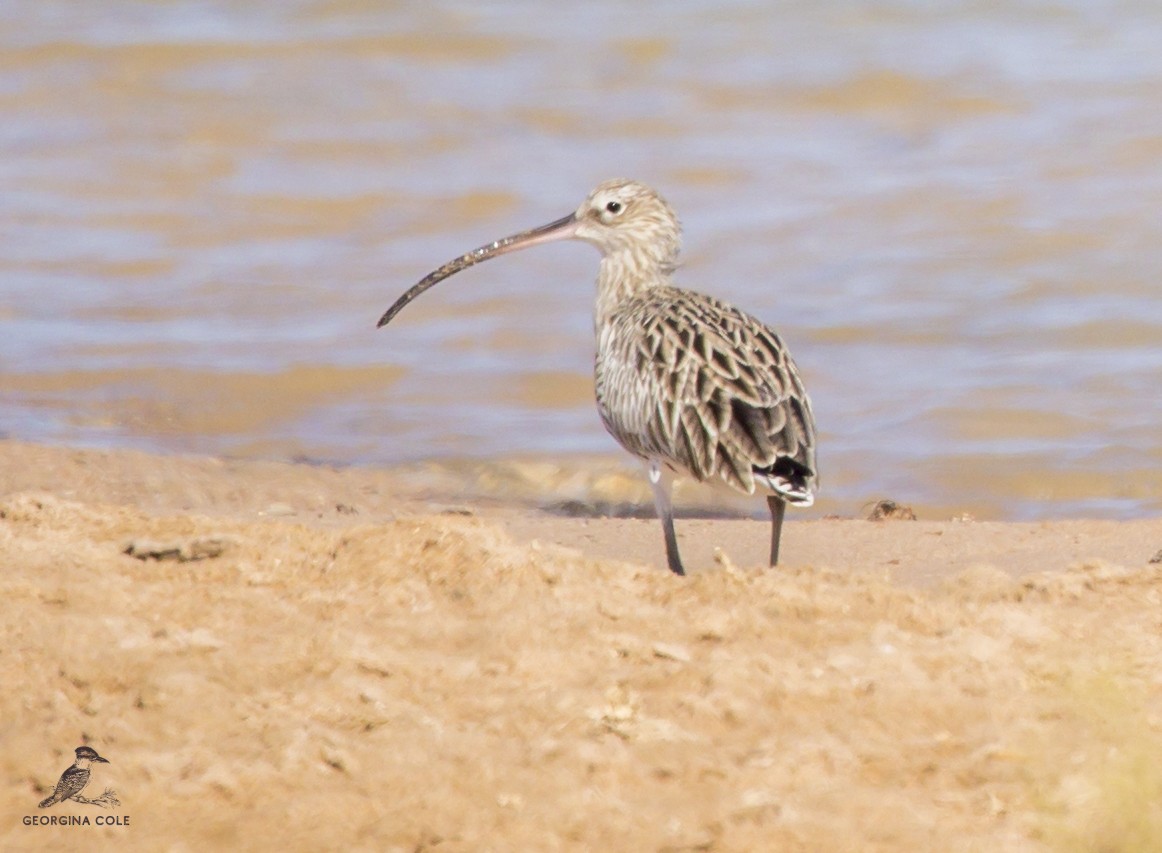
32;746;122;814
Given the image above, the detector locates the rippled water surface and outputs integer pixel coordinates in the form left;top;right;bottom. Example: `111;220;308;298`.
4;1;1162;518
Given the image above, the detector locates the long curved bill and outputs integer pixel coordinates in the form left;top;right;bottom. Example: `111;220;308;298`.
377;211;579;328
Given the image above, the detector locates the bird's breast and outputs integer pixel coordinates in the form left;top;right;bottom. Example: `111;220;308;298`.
594;334;662;460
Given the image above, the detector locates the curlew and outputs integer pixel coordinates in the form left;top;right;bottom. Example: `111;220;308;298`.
378;179;817;575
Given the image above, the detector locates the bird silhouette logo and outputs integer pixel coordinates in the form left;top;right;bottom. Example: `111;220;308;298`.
37;746;120;810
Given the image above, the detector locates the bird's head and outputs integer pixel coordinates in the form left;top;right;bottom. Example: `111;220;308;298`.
75;746;109;763
571;179;682;269
377;179;682;329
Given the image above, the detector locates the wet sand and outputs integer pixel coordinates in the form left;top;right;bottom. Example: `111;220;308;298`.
3;439;1162;851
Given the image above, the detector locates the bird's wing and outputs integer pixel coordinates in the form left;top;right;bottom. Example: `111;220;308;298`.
615;289;816;496
50;766;89;802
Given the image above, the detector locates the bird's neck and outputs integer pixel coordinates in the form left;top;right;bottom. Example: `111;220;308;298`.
594;250;672;328
74;759;91;769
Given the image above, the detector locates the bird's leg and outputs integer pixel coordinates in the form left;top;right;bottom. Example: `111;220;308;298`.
648;460;686;576
767;495;786;567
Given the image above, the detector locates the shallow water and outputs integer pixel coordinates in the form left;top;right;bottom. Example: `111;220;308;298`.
3;1;1162;519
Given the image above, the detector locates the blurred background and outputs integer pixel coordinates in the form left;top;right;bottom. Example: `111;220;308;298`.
2;0;1162;519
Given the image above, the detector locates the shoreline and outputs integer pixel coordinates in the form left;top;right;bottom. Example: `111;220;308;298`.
1;438;1159;584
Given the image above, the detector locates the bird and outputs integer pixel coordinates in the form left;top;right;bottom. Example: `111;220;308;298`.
38;746;110;808
378;179;817;575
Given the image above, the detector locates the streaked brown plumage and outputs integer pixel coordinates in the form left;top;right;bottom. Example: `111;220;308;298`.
379;179;818;575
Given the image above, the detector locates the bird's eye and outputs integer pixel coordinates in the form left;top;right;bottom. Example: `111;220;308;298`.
605;201;622;214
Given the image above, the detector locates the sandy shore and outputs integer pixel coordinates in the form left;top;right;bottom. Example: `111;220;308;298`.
3;439;1162;851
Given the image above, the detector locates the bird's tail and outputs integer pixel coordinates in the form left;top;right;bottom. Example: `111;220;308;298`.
38;794;60;809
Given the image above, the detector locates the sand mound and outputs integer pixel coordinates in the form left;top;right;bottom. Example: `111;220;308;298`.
2;444;1162;850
